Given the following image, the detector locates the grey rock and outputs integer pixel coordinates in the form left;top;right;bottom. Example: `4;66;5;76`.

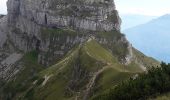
0;16;7;48
0;15;5;19
7;0;121;32
0;53;23;80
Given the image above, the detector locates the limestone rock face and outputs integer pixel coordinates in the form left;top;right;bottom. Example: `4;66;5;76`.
0;53;23;80
5;0;124;65
0;16;7;48
7;0;121;32
0;16;22;80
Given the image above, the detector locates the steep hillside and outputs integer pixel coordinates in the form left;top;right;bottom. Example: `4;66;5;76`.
0;0;160;100
0;36;159;100
124;14;170;63
0;34;159;100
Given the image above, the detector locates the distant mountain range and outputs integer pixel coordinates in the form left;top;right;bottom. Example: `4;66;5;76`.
120;14;157;30
124;14;170;63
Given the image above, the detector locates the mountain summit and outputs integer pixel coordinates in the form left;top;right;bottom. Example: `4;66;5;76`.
6;0;123;65
0;0;159;99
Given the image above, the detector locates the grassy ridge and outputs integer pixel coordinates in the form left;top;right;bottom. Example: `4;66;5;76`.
31;39;146;100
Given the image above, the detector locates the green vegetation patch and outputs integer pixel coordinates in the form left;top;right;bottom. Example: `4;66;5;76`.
1;51;45;100
149;92;170;100
33;75;69;100
125;61;144;73
133;48;160;69
96;30;129;61
96;30;124;40
93;63;170;100
93;67;135;96
33;42;108;99
1;38;153;100
41;27;78;40
84;40;117;64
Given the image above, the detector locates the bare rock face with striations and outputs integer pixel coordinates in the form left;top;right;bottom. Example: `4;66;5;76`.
7;0;121;31
6;0;127;66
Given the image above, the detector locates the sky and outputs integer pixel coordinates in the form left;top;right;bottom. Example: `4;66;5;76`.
0;0;7;14
1;0;170;16
115;0;170;16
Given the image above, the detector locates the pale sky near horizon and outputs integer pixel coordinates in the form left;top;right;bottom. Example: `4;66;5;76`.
0;0;170;16
0;0;7;14
115;0;170;16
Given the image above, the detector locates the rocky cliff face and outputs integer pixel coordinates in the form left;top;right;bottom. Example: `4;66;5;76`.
7;0;121;31
5;0;125;66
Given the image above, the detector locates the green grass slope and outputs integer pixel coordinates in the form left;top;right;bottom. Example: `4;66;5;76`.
22;39;149;100
1;38;159;100
133;48;160;69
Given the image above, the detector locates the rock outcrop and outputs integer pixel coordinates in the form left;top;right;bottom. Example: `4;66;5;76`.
5;0;126;65
7;0;121;32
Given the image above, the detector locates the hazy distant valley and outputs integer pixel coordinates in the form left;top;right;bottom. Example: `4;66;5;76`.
123;14;170;63
120;14;157;30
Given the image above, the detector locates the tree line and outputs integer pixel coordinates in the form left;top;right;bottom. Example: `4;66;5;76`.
93;62;170;100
